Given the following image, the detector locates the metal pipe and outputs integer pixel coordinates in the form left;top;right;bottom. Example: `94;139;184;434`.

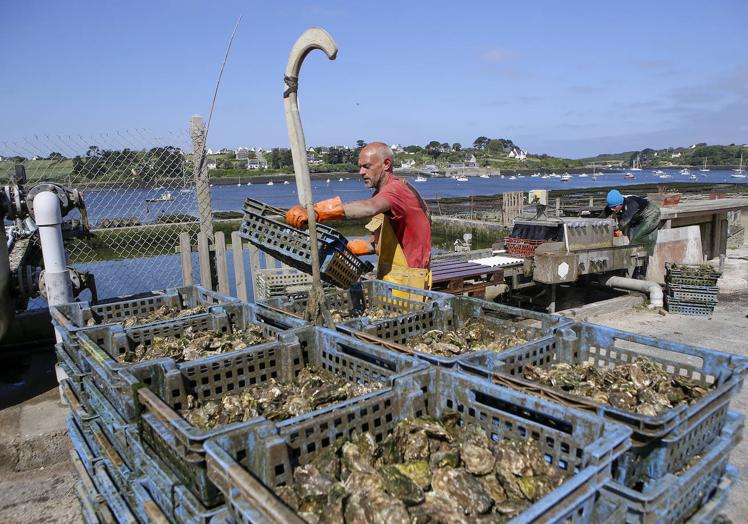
34;191;73;306
605;275;663;308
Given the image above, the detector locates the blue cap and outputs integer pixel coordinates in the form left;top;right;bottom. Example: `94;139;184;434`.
607;189;624;207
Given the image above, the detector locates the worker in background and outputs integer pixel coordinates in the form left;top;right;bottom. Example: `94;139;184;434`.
285;142;432;292
603;189;661;257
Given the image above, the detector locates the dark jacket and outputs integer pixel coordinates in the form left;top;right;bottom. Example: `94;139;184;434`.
602;195;649;230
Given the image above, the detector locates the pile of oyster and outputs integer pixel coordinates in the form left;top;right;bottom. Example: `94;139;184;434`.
409;318;531;357
522;358;711;416
330;306;400;324
277;414;567;523
120;325;272;364
181;366;383;430
86;304;211;327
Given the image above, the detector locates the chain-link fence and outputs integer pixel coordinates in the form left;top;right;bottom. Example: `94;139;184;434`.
1;129;203;301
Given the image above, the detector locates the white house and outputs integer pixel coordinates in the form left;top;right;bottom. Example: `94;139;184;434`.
235;147;249;160
465;154;478;168
247;158;268;170
508;149;527;160
391;144;404;153
671;152;682;159
401;159;416;169
206;158;217;170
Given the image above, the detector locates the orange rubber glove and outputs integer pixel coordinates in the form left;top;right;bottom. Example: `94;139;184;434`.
314;196;346;222
285;205;309;229
286;197;345;229
347;239;373;256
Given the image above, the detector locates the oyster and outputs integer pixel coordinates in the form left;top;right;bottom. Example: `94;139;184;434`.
90;303;211;328
329;306;401;324
279;415;569;523
408;318;531;357
122;325;272;364
522;357;713;416
181;367;383;430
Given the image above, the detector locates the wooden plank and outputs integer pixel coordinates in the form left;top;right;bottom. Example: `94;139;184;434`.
179;232;193;286
248;243;261;302
197;232;212;290
231;231;248;302
215;232;230;295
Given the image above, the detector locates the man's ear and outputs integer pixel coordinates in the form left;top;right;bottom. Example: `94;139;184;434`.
383;157;392;170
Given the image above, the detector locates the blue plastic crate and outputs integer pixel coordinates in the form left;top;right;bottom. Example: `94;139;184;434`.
600;411;742;524
131;325;426;507
665;297;716;317
684;465;738;523
459;321;748;488
261;279;452;329
71;302;305;422
666;283;719;304
339;294;571;367
205;366;632;524
50;285;240;337
240;198;374;288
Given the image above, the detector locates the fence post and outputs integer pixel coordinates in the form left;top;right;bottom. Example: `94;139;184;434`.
197;232;213;289
231;231;248;302
214;232;230;295
190;115;214;242
179;232;193;286
248;243;261;302
555;197;561;217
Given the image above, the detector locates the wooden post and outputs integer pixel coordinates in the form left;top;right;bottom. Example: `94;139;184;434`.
555;197;561;217
179;232;193;286
197;232;212;290
589;196;594;208
248;243;261;302
231;232;248;302
190;115;214;242
215;232;230;295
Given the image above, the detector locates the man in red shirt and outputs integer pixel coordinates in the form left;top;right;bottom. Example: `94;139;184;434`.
285;142;432;290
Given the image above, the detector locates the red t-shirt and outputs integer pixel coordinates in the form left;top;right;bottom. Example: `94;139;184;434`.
375;175;432;269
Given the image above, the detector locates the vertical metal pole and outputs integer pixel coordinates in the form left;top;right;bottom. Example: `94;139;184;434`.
191;115;214;242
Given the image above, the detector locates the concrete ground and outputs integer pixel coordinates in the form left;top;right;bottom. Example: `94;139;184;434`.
0;388;82;523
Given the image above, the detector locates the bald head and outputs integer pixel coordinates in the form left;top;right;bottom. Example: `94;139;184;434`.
358;141;394;189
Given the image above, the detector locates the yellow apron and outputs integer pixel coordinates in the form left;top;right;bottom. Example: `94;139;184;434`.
365;213;432;300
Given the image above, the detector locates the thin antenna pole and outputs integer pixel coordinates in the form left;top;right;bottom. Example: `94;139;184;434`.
199;15;242;171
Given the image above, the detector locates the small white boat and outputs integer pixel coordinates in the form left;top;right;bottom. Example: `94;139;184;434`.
479;174;490;179
517;174;525;179
338;178;344;182
700;157;710;172
530;173;540;178
247;182;252;186
560;173;571;182
734;153;744;175
689;174;698;180
731;173;746;179
283;181;290;185
237;183;241;187
455;176;468;182
414;176;427;183
179;188;193;194
578;173;588;178
508;175;517;180
680;168;691;175
541;175;550;179
624;173;635;180
654;170;665;175
146;191;174;203
326;179;330;183
659;174;672;179
267;180;274;186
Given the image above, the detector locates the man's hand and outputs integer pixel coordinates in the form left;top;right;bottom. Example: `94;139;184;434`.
285;205;309;229
347;238;373;255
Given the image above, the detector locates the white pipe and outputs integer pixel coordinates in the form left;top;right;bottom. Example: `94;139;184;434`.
34;191;73;306
605;275;663;308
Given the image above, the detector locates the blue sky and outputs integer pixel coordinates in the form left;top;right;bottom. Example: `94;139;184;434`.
1;0;747;158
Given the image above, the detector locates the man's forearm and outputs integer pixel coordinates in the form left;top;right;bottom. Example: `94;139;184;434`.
343;197;390;219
